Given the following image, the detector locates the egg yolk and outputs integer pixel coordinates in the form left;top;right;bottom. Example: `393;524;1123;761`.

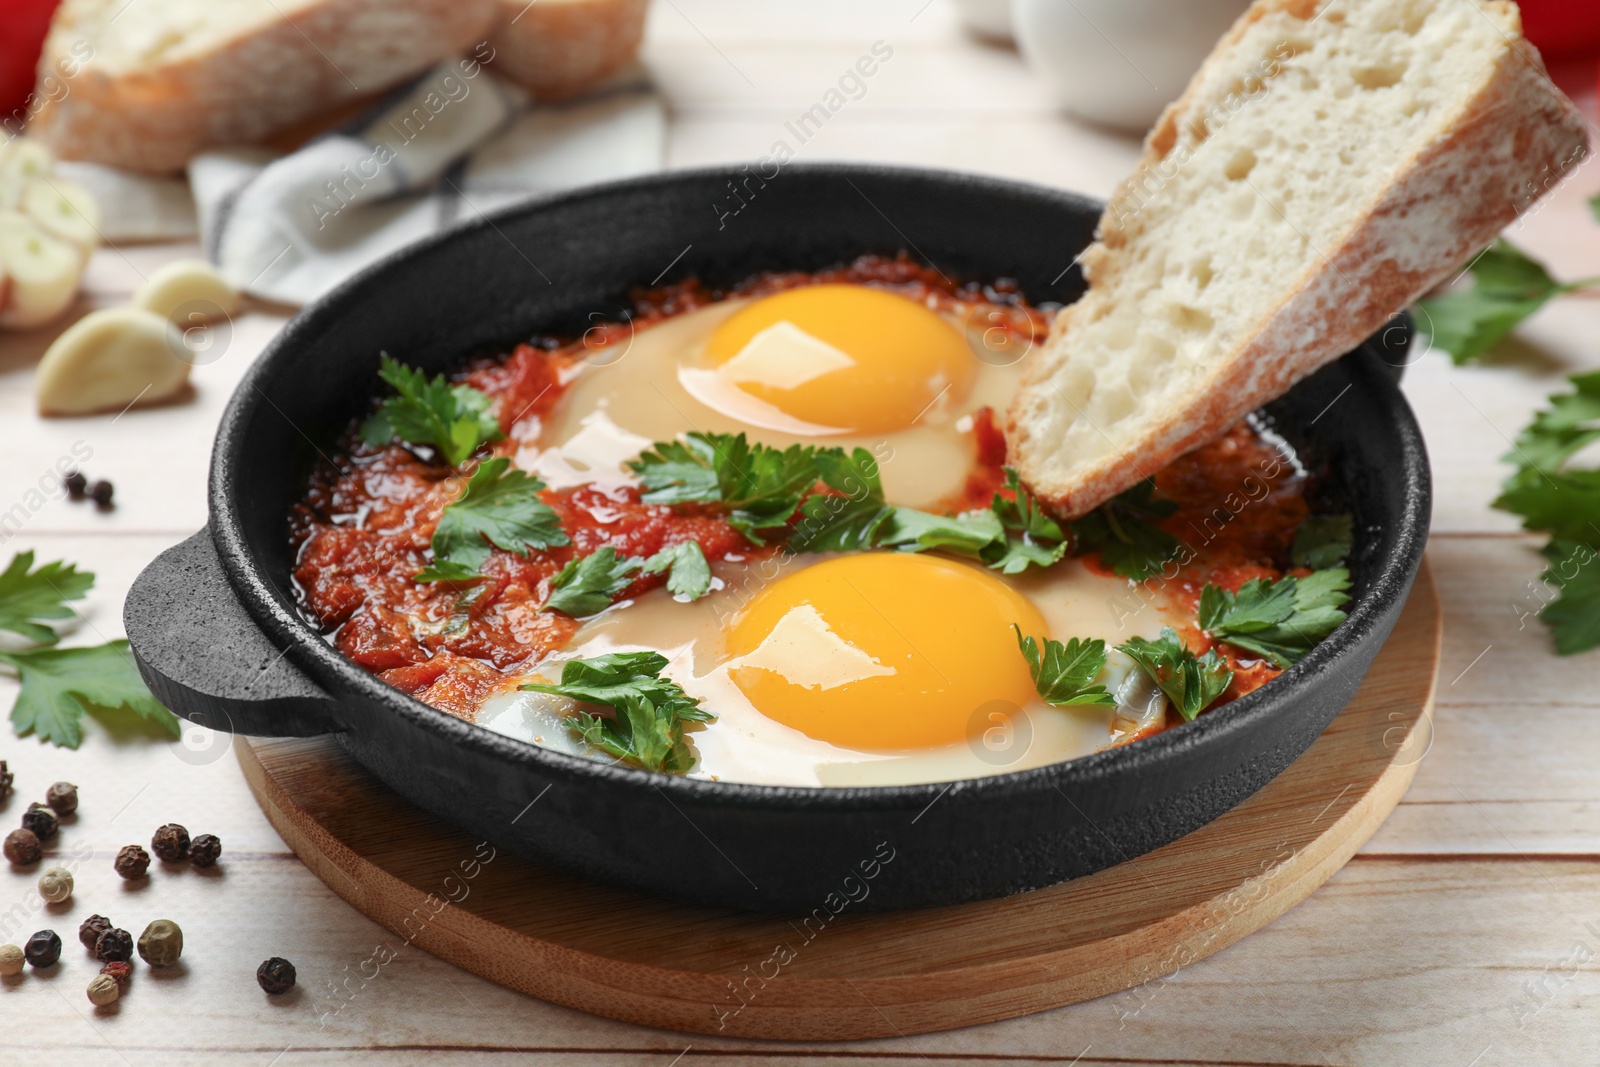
724;553;1047;751
704;284;974;435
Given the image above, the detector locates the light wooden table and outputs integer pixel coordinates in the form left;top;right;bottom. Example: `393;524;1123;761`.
2;3;1598;1063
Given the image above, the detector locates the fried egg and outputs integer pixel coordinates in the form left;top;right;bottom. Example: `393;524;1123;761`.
476;283;1177;786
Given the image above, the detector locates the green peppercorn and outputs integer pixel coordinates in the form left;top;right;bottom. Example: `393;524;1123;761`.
87;973;119;1006
257;957;296;994
79;914;112;952
0;944;22;976
24;930;61;968
137;920;182;967
3;828;40;866
95;928;133;963
45;781;78;816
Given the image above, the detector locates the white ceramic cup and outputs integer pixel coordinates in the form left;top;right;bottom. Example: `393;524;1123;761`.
1012;0;1250;131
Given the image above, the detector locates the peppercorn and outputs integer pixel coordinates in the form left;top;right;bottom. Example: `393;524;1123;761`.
21;802;58;841
45;781;78;816
90;480;114;509
137;920;183;967
94;928;133;963
4;828;40;866
150;823;190;863
0;760;11;800
87;972;120;1006
79;914;112;952
257;957;296;994
0;944;22;976
63;470;87;499
99;960;132;990
24;930;61;968
37;866;73;904
189;833;222;868
114;844;149;880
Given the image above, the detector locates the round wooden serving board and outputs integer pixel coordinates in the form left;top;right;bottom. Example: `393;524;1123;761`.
239;561;1440;1041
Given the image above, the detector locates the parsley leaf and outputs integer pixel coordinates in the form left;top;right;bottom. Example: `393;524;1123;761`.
415;458;568;582
360;354;503;467
642;541;713;601
1116;628;1233;722
521;650;713;773
880;508;1005;556
1536;540;1600;656
1014;627;1117;707
0;551;94;645
1;640;178;747
545;546;641;617
1291;514;1353;570
1198;568;1351;668
1414;241;1599;365
1071;480;1180;580
790;447;896;552
982;469;1067;574
628;433;818;543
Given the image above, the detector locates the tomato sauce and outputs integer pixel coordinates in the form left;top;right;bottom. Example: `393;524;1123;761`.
290;254;1324;731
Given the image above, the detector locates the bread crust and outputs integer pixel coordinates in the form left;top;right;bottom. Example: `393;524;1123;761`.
486;0;649;101
29;0;501;174
1006;0;1590;518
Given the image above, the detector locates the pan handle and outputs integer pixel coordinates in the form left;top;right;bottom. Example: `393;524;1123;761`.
124;529;343;737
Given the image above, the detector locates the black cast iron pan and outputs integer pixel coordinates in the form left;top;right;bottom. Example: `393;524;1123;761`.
122;164;1429;912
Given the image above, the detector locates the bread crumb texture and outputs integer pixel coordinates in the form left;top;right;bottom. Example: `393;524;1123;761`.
1008;0;1588;517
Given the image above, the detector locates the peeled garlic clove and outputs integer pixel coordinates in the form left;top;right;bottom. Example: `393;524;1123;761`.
21;178;99;253
133;258;241;322
0;212;83;329
0;140;55;208
35;307;190;416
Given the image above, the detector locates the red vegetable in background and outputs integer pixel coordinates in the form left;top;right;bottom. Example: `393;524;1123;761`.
0;0;60;130
1519;0;1600;61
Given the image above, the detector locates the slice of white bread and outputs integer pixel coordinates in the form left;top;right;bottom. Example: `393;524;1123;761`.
1007;0;1589;517
486;0;650;100
28;0;501;174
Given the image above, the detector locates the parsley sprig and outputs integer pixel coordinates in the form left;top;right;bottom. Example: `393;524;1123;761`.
1070;480;1180;580
0;551;177;748
1493;371;1600;655
628;432;819;544
1291;514;1353;570
415;458;568;583
521;650;713;773
641;541;713;600
1198;569;1350;668
361;354;503;466
1415;240;1600;365
1014;628;1117;707
1116;628;1233;722
545;546;641;617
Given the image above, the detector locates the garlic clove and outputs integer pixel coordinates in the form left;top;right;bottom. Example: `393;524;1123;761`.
133;258;241;322
0;140;54;209
35;307;190;416
0;211;83;329
21;177;100;253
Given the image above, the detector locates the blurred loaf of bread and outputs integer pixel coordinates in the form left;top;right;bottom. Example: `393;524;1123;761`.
28;0;651;174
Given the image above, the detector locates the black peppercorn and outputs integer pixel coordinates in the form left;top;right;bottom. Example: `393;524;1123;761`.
90;480;114;509
80;914;112;952
45;781;77;816
94;927;133;963
24;930;61;968
100;960;133;991
0;759;12;800
151;823;190;863
257;957;296;994
63;470;88;499
4;828;40;865
22;802;58;841
189;833;222;868
114;844;149;880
